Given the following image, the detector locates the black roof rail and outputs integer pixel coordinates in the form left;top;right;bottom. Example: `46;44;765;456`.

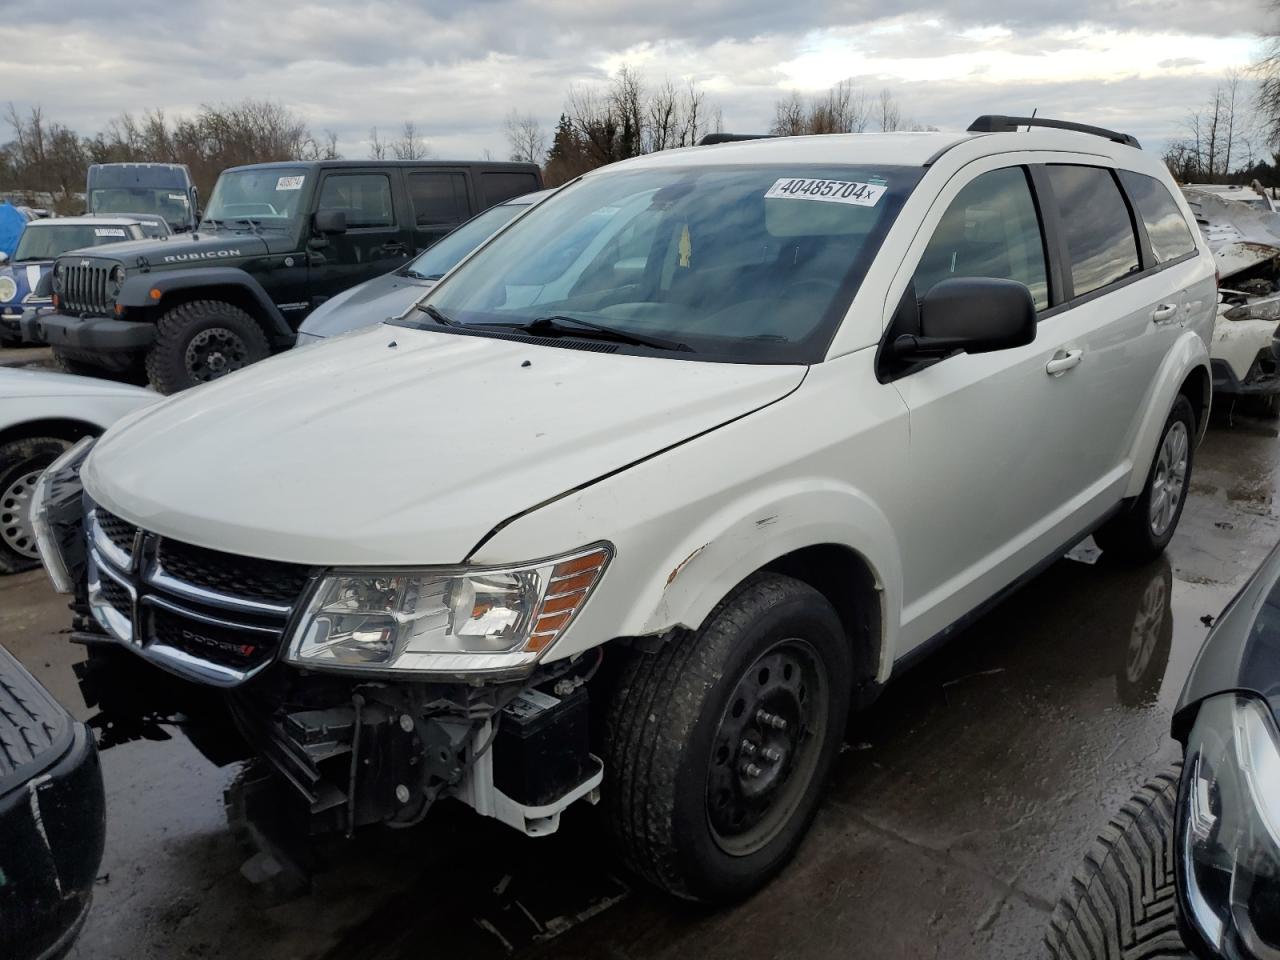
697;133;774;146
967;115;1141;149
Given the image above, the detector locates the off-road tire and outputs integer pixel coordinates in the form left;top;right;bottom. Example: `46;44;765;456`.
145;300;269;394
51;346;145;383
1045;765;1189;959
0;436;70;574
602;572;852;903
1094;395;1195;562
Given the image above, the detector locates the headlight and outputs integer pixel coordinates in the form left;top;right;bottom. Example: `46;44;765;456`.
286;543;612;675
1225;294;1280;322
111;265;126;285
30;436;96;594
0;276;15;303
1179;693;1280;956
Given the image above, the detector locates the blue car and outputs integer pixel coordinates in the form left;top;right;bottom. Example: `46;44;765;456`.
1;217;158;345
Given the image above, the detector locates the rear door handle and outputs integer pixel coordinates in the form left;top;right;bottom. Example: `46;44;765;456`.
1151;303;1179;324
1046;349;1083;376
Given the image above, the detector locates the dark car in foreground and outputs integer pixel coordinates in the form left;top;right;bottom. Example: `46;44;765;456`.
1047;542;1280;958
0;644;106;960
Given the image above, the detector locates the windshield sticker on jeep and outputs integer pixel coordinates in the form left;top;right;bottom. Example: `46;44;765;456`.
94;227;127;237
764;178;886;207
161;248;242;263
276;176;305;191
168;193;189;202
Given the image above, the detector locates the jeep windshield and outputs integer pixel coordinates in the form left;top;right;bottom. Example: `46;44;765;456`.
407;164;919;363
15;224;138;261
202;168;308;231
90;188;190;228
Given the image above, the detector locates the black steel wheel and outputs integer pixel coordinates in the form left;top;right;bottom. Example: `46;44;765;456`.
603;572;852;902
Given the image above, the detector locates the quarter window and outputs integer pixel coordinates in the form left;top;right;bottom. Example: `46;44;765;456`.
1118;171;1198;264
912;167;1049;310
1046;166;1140;297
317;174;394;229
479;171;539;207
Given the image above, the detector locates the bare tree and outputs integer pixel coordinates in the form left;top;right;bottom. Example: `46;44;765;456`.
1166;72;1255;181
368;126;387;160
770;81;870;136
504;110;547;163
391;121;430;160
877;89;903;132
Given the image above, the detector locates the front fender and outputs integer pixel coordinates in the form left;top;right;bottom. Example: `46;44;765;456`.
118;269;292;340
1124;331;1211;499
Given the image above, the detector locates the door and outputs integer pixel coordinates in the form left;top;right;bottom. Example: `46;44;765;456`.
406;169;473;254
308;171;411;305
888;161;1111;648
1035;164;1170;489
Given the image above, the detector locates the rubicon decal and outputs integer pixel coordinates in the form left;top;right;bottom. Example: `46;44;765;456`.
162;248;242;263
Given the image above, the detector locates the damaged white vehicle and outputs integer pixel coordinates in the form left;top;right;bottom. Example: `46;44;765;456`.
1184;185;1280;414
33;116;1215;903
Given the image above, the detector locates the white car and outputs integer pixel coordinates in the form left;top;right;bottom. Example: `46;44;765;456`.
0;368;157;573
34;115;1215;902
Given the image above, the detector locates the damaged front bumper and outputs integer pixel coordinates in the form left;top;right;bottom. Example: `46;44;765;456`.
33;446;605;852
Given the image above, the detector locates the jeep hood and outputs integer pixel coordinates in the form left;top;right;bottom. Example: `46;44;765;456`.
69;231;269;266
83;326;805;565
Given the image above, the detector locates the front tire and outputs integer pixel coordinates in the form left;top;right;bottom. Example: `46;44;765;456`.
602;573;852;902
1094;395;1195;562
1045;765;1190;959
145;300;269;394
0;436;70;574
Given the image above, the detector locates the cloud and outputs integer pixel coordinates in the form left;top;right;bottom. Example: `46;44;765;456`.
0;0;1265;160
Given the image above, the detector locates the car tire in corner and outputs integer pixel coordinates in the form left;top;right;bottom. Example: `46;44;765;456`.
0;436;70;574
145;300;269;394
602;572;852;903
1094;395;1195;563
1045;765;1191;959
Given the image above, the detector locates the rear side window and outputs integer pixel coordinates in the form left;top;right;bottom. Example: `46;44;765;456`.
409;172;470;226
912;166;1049;310
479;171;539;207
317;174;394;228
1046;166;1140;297
1118;171;1198;263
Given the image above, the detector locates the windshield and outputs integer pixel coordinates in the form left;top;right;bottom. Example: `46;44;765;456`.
15;224;138;261
413;164;917;362
404;202;531;281
90;188;190;227
203;168;308;229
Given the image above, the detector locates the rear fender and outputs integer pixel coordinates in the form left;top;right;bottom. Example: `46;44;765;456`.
1124;331;1211;498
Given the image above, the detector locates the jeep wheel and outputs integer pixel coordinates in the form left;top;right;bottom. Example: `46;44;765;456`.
602;572;851;902
1094;395;1195;562
0;437;70;574
146;300;269;394
1045;765;1191;959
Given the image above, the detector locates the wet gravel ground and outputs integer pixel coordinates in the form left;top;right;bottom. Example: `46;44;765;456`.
3;405;1278;960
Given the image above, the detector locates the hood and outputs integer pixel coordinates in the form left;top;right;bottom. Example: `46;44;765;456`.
1173;539;1280;742
64;231;269;267
84;326;806;566
297;270;432;339
0;366;157;402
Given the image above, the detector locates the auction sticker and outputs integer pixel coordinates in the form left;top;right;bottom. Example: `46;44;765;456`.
765;177;885;206
276;175;305;191
94;227;127;237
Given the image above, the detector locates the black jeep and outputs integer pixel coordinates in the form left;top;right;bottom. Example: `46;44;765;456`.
30;160;542;393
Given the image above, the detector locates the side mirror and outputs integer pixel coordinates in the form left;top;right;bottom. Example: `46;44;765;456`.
894;277;1036;359
313;210;347;235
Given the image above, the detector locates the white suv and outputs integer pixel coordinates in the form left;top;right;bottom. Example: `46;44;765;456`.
34;115;1215;903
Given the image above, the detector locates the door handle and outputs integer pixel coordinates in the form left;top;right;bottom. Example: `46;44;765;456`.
381;242;408;256
1151;303;1179;324
1045;349;1083;376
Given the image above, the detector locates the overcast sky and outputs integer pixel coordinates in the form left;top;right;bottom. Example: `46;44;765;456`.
0;0;1270;160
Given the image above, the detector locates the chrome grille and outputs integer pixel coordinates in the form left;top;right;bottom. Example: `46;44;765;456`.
85;506;315;686
59;261;115;315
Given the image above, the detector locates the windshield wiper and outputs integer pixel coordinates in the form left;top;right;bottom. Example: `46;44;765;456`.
414;303;458;326
403;268;443;281
513;315;692;352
